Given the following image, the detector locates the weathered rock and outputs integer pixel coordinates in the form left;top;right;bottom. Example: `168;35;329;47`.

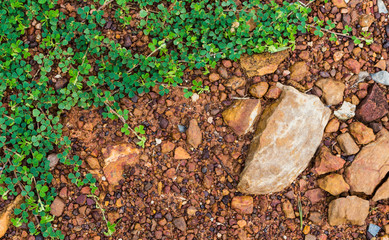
328;196;369;226
249;82;269;98
337;133;360;156
345;129;389;195
237;84;331;194
334;101;356;121
373;179;389;201
315;78;345;106
265;85;282;99
344;59;361;74
102;143;140;185
48;153;59;170
222;99;261;136
349;122;375;145
371;71;389;86
309;212;323;225
174;147;191;159
161;141;175;153
317;173;350;196
359;14;375;28
282;200;295;219
186;119;202;148
209;73;220;82
231;196;254;215
225;76;246;90
325;118;340;133
313;146;345;175
240;50;289;77
86;156;100;170
305;188;326;204
355;84;389;123
50;197;65;217
333;51;344;62
289;61;310;82
173;217;187;232
332;0;347;8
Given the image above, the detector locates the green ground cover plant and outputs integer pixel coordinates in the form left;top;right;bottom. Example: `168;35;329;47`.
0;0;373;238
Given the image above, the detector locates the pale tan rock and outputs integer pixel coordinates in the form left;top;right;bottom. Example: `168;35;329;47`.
222;99;261;136
345;129;389;195
315;78;345;106
102;143;140;185
240;50;289;77
328;196;369;226
0;195;23;238
86;156;100;170
237;84;331;194
373;179;389;201
50;197;65;217
317;173;350;196
333;51;344;62
337;133;360;156
186;119;202;148
349;122;375;145
282;200;295;219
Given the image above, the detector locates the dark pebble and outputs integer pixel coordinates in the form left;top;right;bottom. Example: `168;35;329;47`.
319;71;330;78
131;95;138;103
123;34;132;48
35;235;44;240
385;25;389;37
383;41;389;49
221;195;229;206
159;117;169;129
201;167;207;174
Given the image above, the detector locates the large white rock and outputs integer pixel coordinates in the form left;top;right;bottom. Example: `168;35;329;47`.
237;84;331;194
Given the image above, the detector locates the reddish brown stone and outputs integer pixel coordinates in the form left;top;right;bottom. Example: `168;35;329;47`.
304;188;326;204
344;59;361;74
313;146;345;175
355;84;389;123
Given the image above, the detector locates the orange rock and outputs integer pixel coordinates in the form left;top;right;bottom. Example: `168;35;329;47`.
231;196;254;214
249;82;269;98
349;122;375;145
325;118;340;133
240;50;289;77
317;173;350;196
174;147;190;159
313;146;345;175
289;61;310;82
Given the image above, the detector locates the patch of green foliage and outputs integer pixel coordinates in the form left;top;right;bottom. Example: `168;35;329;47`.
0;0;373;238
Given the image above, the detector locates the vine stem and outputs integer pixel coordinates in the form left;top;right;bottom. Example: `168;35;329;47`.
126;41;167;74
307;24;372;43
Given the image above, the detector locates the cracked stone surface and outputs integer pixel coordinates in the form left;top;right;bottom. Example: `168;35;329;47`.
345;129;389;195
237;84;331;194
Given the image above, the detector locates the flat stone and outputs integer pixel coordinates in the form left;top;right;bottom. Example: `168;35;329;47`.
356;84;389;123
305;188;326;204
173;217;187;232
337;133;360;156
332;0;347;8
222;99;261;136
289;61;310;82
334;101;356;121
186;119;202;148
249;82;269;98
325;118;340;133
313;146;345;175
237;84;331;194
378;0;388;13
161;141;175;153
282;200;295;219
174;147;191;159
309;212;323;225
328;196;369;226
86;156;100;170
240;50;289;77
344;59;361;74
231;196;254;215
371;71;389;86
349;122;375;145
359;14;375;28
224;76;246;90
315;78;345;106
317;173;350;196
345;129;389;195
102;143;140;185
373;179;389;201
50;197;65;217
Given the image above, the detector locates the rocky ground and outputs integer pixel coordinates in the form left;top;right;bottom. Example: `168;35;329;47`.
3;0;389;239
